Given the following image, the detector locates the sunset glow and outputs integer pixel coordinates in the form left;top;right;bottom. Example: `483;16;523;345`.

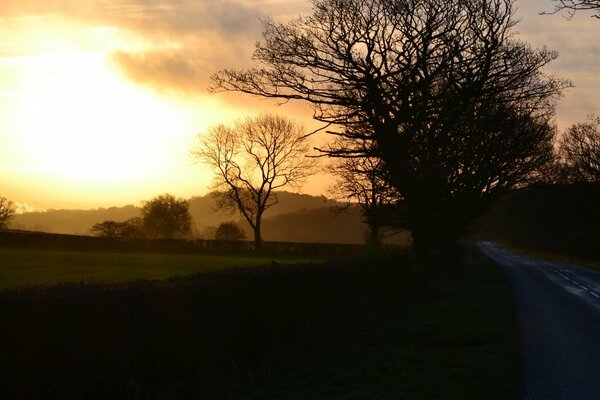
0;0;599;210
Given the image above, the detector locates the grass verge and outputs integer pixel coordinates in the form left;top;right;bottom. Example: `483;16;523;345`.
500;242;600;271
0;248;514;399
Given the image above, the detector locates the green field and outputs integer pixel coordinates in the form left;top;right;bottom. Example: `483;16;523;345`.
0;247;321;291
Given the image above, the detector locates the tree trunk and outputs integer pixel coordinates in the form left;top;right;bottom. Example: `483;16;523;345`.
253;220;262;253
367;219;381;251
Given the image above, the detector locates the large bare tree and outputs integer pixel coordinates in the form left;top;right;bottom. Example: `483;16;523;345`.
211;0;568;252
193;113;316;251
559;116;600;183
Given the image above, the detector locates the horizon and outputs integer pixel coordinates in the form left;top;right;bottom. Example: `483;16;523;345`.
11;189;336;214
1;0;599;210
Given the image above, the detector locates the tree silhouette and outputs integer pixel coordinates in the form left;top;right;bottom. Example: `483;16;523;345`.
142;194;193;239
328;138;401;248
0;197;16;229
91;217;146;239
211;0;568;252
193;113;316;252
545;1;600;18
215;221;247;241
559;116;600;183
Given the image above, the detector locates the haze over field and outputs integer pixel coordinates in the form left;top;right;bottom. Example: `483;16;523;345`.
0;0;599;211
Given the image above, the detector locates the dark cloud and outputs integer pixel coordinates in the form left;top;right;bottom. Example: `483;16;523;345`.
101;1;277;96
111;49;209;95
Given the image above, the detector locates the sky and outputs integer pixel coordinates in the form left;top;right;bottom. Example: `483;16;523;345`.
0;0;598;211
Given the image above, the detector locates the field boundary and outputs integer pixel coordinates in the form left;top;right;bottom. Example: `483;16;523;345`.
0;229;409;257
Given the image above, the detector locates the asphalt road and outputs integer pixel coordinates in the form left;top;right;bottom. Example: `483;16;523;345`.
478;242;600;400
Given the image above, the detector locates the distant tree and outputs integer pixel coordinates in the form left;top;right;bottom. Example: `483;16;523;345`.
328;138;401;248
545;1;600;18
211;0;567;252
90;217;146;239
142;194;193;239
91;220;123;237
0;197;16;229
120;217;146;239
193;113;317;251
559;116;600;183
215;221;247;241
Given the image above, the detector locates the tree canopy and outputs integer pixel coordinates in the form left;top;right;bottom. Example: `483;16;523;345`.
211;0;569;251
559;116;600;183
91;218;146;239
215;222;247;241
141;194;193;239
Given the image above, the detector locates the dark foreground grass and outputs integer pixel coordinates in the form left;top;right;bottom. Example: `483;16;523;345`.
0;249;514;399
0;247;321;291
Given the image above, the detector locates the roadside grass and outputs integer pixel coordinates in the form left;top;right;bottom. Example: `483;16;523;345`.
0;247;322;292
0;248;514;399
500;243;600;271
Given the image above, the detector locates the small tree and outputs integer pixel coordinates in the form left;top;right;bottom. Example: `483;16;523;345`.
215;221;247;241
91;217;146;239
142;194;193;239
0;197;16;229
91;220;123;237
559;116;600;183
193;113;316;251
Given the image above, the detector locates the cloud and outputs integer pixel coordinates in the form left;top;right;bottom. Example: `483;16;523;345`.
14;202;42;214
111;49;209;95
97;0;265;38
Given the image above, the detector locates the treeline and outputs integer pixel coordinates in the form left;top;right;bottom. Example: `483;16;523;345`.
476;184;600;260
0;229;407;257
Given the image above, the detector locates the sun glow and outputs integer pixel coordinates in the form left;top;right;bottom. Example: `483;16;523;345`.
0;38;229;207
15;51;184;181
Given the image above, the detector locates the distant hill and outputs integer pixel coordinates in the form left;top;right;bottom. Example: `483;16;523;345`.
258;206;410;245
187;192;336;228
11;205;141;235
8;192;412;245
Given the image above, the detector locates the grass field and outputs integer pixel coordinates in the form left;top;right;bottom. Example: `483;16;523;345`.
0;247;515;399
0;247;321;291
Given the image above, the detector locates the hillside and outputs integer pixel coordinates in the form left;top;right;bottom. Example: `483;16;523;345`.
258;206;410;245
9;192;410;245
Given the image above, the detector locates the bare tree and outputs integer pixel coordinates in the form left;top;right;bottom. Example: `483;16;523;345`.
211;0;568;252
0;197;16;229
193;113;317;251
559;116;600;183
545;1;600;18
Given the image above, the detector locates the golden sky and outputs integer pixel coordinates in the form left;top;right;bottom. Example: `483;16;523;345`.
0;0;598;211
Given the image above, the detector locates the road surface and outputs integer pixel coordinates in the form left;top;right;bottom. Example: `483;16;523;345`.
479;242;600;400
